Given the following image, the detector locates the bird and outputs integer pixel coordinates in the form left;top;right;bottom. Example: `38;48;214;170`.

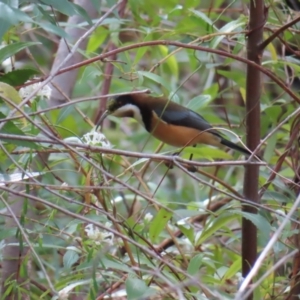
97;93;251;156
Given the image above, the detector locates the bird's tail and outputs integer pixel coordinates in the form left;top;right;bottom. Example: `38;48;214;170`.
220;138;252;156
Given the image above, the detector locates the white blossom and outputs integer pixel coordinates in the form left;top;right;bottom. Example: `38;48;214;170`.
84;224;114;245
19;81;52;100
82;131;111;148
144;212;153;222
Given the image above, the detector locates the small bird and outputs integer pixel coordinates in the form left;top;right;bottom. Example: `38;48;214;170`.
97;93;251;156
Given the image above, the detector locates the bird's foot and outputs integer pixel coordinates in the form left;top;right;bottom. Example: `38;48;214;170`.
164;152;179;170
186;165;197;172
164;152;197;172
164;161;174;169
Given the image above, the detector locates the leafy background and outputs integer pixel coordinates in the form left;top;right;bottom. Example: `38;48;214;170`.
0;0;299;299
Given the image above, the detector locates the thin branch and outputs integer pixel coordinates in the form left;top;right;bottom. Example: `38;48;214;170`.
0;0;123;130
0;90;150;123
0;185;214;291
0;134;266;166
259;16;300;50
241;249;298;300
0;195;57;296
236;193;300;299
54;40;300;105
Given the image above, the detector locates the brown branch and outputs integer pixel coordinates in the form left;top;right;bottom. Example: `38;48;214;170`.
259;16;300;51
0;133;266;166
156;197;232;251
47;40;300;105
0;90;150;124
94;0;128;124
242;1;264;298
1;0;102;298
259;123;300;198
17;39;300;107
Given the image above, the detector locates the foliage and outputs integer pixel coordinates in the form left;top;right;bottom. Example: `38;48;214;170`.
0;0;299;299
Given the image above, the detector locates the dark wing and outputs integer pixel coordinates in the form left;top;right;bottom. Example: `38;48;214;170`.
152;102;223;138
150;100;251;155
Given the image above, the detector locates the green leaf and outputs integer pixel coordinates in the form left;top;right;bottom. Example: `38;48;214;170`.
263;132;277;162
221;256;241;282
0;21;11;44
99;255;134;273
0;42;41;64
235;211;271;241
72;3;93;26
0;69;40;86
134;46;150;66
261;191;290;203
40;0;92;25
87;27;109;52
181;146;232;160
125;277;156;300
0;228;17;240
187;254;204;275
173;209;200;221
0;3;33;25
39;22;68;38
0;3;33;40
0;144;16;172
186;95;213;111
63;248;80;269
157;45;179;80
36;5;57;24
0;112;39;149
177;224;194;244
137;71;172;91
149;208;173;243
196;214;237;245
175;15;210;35
40;0;79;16
203;83;219;99
211;17;246;49
0;82;24;110
260;172;293;195
264;105;282;121
217;69;246;88
189;9;217;30
56;106;75;125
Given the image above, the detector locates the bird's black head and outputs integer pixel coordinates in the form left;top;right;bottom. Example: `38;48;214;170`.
106;95;135;115
105;94;146;125
96;93;152;130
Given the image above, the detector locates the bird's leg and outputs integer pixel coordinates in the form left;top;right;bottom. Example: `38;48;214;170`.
164;151;180;170
164;146;197;172
186;145;197;172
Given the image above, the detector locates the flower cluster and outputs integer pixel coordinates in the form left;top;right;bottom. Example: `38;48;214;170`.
82;131;112;148
19;81;52;100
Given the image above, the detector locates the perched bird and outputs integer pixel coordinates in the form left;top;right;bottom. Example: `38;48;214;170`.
97;93;251;156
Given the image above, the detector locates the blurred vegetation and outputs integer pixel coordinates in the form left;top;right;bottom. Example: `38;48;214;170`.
0;0;299;299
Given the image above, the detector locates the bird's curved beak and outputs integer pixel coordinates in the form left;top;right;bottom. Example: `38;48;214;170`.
96;110;109;130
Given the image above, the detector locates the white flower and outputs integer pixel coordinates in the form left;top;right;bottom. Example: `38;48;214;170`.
84;224;114;245
144;212;153;222
1;57;14;73
0;42;14;73
57;290;69;300
19;81;52;100
64;137;82;144
82;131;111;148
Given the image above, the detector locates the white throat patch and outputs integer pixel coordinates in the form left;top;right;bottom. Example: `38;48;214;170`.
111;104;143;125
